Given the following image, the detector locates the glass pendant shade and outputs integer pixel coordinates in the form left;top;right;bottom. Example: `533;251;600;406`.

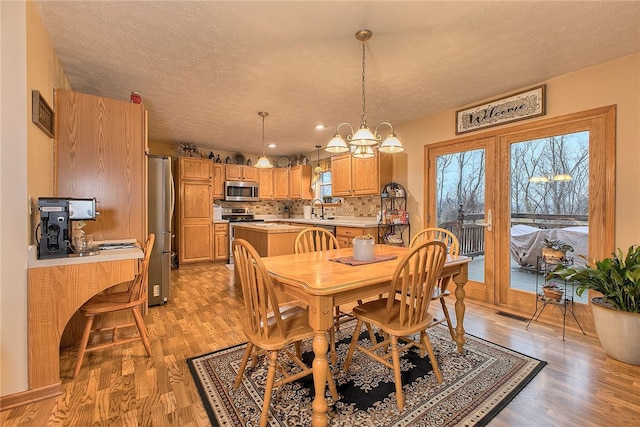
255;156;273;168
326;134;350;153
378;133;405;153
351;145;375;159
350;126;378;146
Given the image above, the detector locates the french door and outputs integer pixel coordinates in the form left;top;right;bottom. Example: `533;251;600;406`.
426;107;615;330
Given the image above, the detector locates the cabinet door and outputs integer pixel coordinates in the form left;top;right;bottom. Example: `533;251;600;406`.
55;89;146;243
211;163;224;199
289;165;313;199
214;223;229;260
242;165;258;182
225;164;243;181
352;156;379;196
181;223;213;262
180;157;212;180
179;180;212;263
258;168;274;200
336;226;377;248
273;168;290;199
331;154;352;196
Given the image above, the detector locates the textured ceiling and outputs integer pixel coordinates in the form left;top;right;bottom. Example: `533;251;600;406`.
33;1;640;157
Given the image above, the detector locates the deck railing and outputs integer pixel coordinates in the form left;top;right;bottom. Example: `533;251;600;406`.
438;205;588;258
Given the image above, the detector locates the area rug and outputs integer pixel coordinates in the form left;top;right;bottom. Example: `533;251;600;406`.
188;321;545;426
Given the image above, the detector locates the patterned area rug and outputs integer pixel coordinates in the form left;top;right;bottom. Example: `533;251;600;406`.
188;321;545;426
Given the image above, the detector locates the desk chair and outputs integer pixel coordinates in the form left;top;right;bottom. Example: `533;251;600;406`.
233;238;337;427
73;234;154;379
343;240;447;411
410;228;460;339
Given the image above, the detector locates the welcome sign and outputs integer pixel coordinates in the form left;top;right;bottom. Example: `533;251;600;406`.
456;85;545;134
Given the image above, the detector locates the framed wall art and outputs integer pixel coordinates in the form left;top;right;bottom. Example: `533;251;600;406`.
32;90;54;137
455;85;545;134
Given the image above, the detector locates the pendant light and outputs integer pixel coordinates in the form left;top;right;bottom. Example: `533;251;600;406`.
255;111;273;168
314;145;323;174
326;29;404;158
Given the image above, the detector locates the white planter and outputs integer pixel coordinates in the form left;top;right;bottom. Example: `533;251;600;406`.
591;297;640;365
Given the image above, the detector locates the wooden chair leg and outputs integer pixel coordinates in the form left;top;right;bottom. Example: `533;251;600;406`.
234;342;254;389
390;335;405;411
73;315;95;379
421;331;443;383
334;306;341;331
343;319;363;372
260;351;279;427
440;297;455;340
132;306;152;356
326;368;338;401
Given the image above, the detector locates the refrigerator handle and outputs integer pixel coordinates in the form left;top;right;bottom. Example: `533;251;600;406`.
169;169;175;224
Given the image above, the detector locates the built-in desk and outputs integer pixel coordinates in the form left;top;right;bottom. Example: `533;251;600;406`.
26;245;143;401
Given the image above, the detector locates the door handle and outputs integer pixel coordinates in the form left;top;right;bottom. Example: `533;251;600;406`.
476;209;492;232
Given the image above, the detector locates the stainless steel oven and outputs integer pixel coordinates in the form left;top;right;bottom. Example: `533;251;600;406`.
223;208;264;264
224;181;259;202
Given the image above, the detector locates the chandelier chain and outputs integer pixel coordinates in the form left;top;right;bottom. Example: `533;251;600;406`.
360;38;367;126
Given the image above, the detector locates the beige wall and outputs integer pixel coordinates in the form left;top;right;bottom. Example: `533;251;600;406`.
1;0;70;396
26;0;71;244
395;53;640;249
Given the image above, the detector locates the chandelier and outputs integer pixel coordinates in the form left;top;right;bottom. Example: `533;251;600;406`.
325;29;404;159
255;111;273;168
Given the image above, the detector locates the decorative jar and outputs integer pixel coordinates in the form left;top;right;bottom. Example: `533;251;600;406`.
353;235;375;261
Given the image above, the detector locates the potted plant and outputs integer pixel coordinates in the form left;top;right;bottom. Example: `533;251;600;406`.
542;282;564;301
548;245;640;364
541;238;574;264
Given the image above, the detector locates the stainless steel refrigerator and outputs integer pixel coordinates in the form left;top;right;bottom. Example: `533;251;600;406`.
148;155;174;305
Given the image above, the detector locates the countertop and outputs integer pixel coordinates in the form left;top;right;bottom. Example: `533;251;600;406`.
27;241;143;268
231;223;307;234
256;216;378;228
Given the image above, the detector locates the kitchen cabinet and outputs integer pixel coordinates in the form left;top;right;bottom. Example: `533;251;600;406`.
273;168;290;199
213;222;229;260
225;164;258;182
336;226;378;248
232;223;306;257
55;89;147;244
289;165;313;199
258;168;274;200
211;163;225;199
176;157;213;264
331;152;393;197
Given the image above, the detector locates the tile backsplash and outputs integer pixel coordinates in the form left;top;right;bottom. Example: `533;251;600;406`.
216;196;381;217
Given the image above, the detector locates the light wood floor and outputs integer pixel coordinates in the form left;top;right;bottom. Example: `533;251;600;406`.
2;263;639;426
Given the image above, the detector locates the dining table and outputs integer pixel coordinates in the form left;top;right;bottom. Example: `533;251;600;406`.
261;243;471;427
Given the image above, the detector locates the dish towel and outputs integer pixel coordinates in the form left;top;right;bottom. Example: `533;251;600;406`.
329;254;398;266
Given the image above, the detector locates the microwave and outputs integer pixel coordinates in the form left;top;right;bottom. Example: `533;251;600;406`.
224;181;259;202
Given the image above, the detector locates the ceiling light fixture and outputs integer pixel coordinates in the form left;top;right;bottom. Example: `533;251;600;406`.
326;29;404;158
255;111;273;169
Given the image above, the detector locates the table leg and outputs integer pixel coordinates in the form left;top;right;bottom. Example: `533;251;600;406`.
453;275;467;354
311;331;329;427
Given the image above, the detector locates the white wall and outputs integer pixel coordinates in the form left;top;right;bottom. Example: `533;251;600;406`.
1;0;30;395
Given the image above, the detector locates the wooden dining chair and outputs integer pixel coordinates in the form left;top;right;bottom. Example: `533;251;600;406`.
343;239;447;411
410;227;460;339
294;227;343;364
73;233;155;379
232;238;337;427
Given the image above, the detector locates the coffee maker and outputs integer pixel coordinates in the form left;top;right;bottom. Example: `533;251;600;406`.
37;197;98;259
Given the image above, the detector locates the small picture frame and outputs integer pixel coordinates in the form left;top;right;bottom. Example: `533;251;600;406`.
32;90;54;137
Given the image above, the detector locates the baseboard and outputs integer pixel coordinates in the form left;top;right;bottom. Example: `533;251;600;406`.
0;383;61;410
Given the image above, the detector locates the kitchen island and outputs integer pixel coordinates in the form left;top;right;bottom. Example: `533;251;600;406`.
232;223;308;257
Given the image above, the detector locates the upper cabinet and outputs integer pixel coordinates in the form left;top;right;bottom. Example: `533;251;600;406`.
273;168;290;199
289;165;313;200
55;89;147;243
225;164;258;182
211;163;224;199
331;152;393;197
258;168;274;200
179;157;211;180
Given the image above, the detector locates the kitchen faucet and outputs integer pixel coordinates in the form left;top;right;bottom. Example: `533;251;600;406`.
311;199;325;219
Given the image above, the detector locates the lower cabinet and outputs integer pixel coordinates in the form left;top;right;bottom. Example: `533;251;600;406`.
336;226;378;248
214;222;229;261
180;223;213;263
